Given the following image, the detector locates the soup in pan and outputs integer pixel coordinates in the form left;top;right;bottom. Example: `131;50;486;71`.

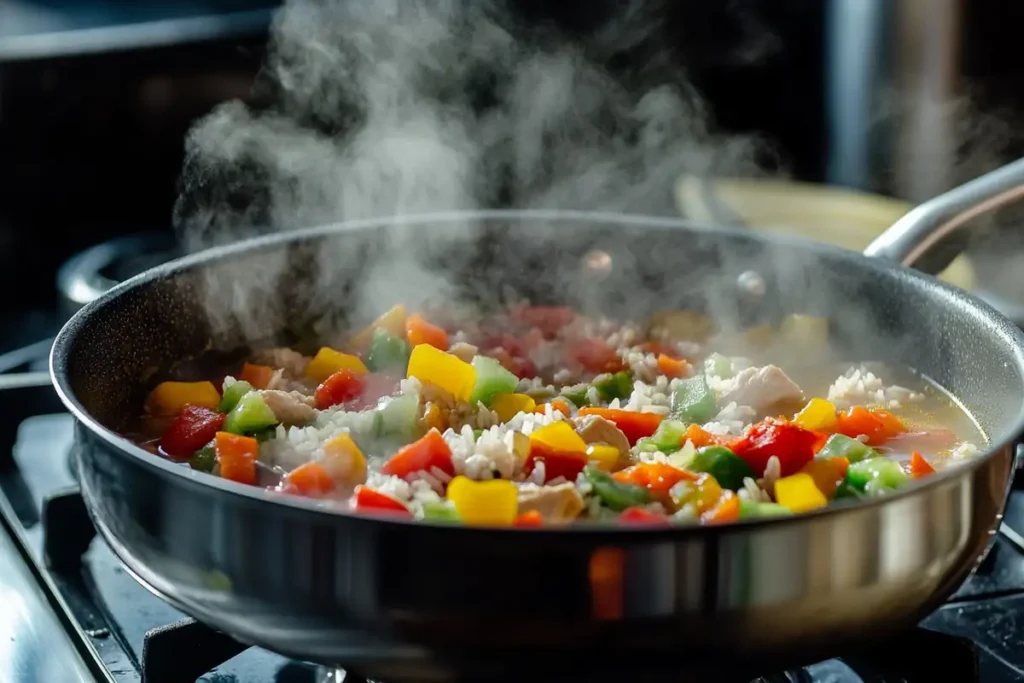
129;304;984;527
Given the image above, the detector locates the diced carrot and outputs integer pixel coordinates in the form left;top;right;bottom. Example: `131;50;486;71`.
701;490;739;525
406;314;449;351
239;363;275;390
285;462;336;497
514;510;545;527
214;432;258;485
577;407;664;445
910;451;936;477
656;354;691;379
613;462;698;497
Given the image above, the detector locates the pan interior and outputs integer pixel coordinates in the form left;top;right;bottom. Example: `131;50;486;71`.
54;213;1024;451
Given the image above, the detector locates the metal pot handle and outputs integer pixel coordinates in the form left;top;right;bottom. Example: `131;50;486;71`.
864;157;1024;272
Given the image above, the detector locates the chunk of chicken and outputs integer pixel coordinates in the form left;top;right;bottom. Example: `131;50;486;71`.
251;347;310;379
572;415;631;464
447;342;479;364
260;389;316;426
517;482;585;522
717;365;803;413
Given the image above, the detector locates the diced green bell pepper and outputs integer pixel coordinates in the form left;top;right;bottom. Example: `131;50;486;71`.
843;457;910;496
472;429;484;441
739;500;792;519
583;465;651;512
560;384;590;408
188;445;216;473
469;356;519;406
593;371;634;402
641;419;689;452
690;446;757;491
421;501;460;523
670;374;717;424
366;328;411;373
704;353;734;379
222;391;278;435
219;380;254;413
816;434;876;463
376;392;419;436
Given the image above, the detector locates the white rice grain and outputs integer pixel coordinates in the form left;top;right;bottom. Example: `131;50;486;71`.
827;366;923;410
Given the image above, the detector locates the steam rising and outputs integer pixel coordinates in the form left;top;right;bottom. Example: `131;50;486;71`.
173;0;1013;362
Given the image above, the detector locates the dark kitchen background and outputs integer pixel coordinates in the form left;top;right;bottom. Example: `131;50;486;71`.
2;0;1024;350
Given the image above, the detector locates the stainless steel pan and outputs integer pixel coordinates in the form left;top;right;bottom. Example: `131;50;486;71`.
50;159;1024;681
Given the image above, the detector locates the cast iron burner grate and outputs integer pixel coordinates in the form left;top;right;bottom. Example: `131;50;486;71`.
2;339;1024;682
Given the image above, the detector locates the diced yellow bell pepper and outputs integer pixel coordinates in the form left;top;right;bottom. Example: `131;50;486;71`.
144;381;221;416
511;432;531;463
528;420;587;454
305;347;369;383
407;344;477;402
349;304;407;353
793;397;837;433
490;393;536;421
320;433;368;488
586;444;620;471
774;473;828;513
446;475;518;526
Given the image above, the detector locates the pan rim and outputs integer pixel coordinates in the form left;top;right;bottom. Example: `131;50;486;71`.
49;209;1024;540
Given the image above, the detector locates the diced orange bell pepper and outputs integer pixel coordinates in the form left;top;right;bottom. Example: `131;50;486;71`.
534;398;572;417
578;407;664;445
406;314;449;351
285;462;336;497
239;362;275;390
701;490;739;525
910;451;936;477
656;354;691;379
800;456;849;498
381;429;455;478
613;462;697;497
836;406;907;445
682;423;742;449
214;432;259;485
618;507;671;525
514;510;545;527
145;381;221;416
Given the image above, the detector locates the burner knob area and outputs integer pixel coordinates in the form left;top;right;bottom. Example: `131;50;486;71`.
56;232;179;321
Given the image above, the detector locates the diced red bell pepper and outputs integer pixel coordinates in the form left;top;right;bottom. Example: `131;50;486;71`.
380;430;455;478
566;338;626;374
314;368;366;410
160;405;225;461
612;462;697;497
214;432;259;485
577;407;664;445
618;507;671;525
284;462;336;497
511;305;576;337
524;443;589;483
514;510;545;527
353;486;411;517
731;418;818;478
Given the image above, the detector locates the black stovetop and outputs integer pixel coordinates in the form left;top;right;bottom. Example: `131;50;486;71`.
2;345;1024;682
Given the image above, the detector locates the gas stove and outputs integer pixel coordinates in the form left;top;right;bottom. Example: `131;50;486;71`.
4;239;1024;683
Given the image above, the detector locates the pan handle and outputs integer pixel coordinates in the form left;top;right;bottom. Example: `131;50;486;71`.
863;157;1024;273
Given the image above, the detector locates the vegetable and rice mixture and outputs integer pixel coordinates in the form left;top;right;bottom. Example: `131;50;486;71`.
134;304;983;527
